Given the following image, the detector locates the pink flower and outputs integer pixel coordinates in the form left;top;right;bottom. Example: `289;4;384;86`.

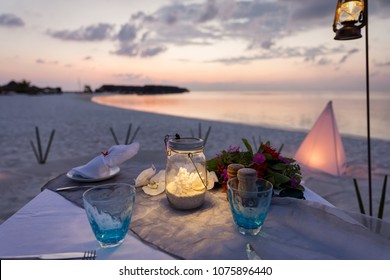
253;153;266;164
227;146;240;153
221;168;228;181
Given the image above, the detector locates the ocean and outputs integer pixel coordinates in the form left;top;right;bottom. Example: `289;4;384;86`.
93;90;390;141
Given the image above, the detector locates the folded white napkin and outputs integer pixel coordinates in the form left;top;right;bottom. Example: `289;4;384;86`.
71;142;140;179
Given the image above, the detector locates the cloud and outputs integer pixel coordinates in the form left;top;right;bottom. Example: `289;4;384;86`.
42;0;338;62
317;57;332;66
208;44;348;65
377;0;390;9
304;46;329;62
121;0;335;63
112;43;139;57
35;59;58;64
197;0;219;23
111;0;335;60
0;13;25;27
42;0;374;64
260;40;275;50
117;23;138;42
140;46;167;57
113;42;167;58
372;0;390;18
339;48;359;64
279;0;335;22
375;60;390;67
47;23;114;41
111;0;279;56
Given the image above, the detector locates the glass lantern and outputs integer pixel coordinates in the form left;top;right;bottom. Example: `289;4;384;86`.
165;136;208;210
333;0;366;40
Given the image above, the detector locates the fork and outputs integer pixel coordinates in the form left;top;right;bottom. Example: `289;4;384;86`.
83;250;97;260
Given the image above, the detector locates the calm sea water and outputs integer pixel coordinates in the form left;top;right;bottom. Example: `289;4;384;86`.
93;90;390;141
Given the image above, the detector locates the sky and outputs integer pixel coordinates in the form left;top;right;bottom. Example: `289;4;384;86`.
1;0;390;92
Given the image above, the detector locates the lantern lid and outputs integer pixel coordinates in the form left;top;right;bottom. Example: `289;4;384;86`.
168;137;204;151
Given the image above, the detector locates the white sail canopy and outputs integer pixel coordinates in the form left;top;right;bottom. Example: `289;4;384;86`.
294;101;346;176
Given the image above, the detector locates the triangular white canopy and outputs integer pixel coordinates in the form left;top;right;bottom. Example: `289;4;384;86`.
294;101;346;176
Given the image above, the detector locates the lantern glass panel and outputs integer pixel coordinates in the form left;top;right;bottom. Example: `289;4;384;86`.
338;1;363;23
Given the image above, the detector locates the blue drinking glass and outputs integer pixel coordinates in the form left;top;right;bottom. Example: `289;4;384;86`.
83;183;136;248
227;177;273;235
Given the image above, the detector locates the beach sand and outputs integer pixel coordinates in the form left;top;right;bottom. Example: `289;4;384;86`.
0;93;389;224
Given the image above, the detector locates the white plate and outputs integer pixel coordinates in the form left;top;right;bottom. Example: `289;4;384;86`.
66;166;120;182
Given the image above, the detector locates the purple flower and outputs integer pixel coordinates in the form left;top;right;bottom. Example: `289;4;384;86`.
291;177;298;188
227;146;240;153
279;156;291;164
253;153;266;164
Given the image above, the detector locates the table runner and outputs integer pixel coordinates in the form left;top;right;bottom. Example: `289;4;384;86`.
43;160;390;260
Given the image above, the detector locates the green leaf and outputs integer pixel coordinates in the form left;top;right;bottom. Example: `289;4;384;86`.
264;153;273;160
206;157;220;172
242;138;253;155
266;175;275;186
239;151;253;166
272;171;291;185
270;163;288;171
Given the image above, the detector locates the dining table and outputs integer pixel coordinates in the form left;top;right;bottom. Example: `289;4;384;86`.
1;150;390;260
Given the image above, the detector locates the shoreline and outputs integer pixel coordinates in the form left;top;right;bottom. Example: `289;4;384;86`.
0;93;389;224
92;91;390;142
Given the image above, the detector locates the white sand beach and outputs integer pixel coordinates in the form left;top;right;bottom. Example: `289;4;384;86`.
0;93;389;224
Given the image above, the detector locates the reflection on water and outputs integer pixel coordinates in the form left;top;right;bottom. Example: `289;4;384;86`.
93;90;390;141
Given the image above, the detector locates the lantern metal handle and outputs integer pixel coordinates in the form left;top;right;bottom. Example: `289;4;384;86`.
164;134;181;155
188;152;208;189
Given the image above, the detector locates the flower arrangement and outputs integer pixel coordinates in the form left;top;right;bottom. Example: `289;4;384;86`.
206;139;304;192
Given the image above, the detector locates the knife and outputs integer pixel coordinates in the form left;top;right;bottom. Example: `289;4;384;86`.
0;252;90;260
246;243;262;260
55;185;91;192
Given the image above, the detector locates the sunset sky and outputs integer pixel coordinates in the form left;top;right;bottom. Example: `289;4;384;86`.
1;0;390;92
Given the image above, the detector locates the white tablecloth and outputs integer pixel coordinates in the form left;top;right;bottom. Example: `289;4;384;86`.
0;187;330;259
1;188;389;260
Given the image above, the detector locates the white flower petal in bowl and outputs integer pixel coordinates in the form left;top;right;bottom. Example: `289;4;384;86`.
149;170;165;184
207;171;218;190
135;164;156;187
141;170;166;196
142;182;166;196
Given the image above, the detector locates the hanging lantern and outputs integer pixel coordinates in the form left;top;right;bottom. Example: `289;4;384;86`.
333;0;367;40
